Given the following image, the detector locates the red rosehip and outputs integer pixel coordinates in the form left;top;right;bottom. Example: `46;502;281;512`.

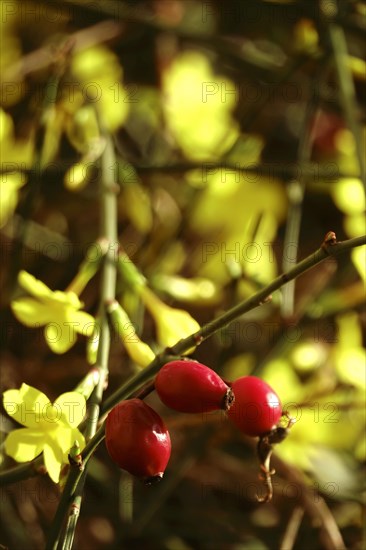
105;398;171;483
227;376;282;437
155;360;234;413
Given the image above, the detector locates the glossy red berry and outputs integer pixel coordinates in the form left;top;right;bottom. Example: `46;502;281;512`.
105;398;171;483
155;360;234;413
227;376;282;437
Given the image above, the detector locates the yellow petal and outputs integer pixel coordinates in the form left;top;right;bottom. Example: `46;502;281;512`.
68;310;95;336
124;338;156;368
17;270;53;299
141;287;200;351
11;298;54;327
64;161;91;191
19;383;50;406
4;428;44;462
43;438;64;483
156;306;200;349
54;392;86;428
3;384;50;428
53;290;82;308
0;174;26;228
44;323;77;354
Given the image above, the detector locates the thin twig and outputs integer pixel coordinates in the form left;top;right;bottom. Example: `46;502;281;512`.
271;455;346;550
280;506;305;550
47;133;118;550
323;10;365;188
253;247;337;377
195;234;365;343
0;161;346;181
281;57;329;318
0;459;44;486
2;20;123;81
212;448;346;550
57;0;281;80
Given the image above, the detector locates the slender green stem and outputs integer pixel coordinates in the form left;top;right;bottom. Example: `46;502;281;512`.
84;133;118;440
326;20;365;188
0;459;43;486
57;494;83;550
281;57;330;317
47;134;118;550
195;235;366;343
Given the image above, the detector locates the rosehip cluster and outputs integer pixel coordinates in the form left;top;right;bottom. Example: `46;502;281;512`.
105;359;288;499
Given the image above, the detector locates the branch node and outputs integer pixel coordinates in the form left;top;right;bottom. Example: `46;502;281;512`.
259;295;272;305
321;231;337;250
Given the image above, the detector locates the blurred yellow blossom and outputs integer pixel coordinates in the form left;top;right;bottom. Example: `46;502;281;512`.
141;286;200;351
0;173;26;228
117;251;200;351
162;51;239;160
70;46;129;132
0;108;33;227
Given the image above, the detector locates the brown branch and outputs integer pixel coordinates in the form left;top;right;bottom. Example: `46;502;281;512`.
2;20;123;82
279;506;305;550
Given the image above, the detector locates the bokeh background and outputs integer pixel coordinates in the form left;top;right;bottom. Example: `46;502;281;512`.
0;1;365;549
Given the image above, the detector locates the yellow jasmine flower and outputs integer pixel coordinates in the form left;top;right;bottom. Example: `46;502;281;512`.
141;287;200;352
3;384;86;483
11;271;95;354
